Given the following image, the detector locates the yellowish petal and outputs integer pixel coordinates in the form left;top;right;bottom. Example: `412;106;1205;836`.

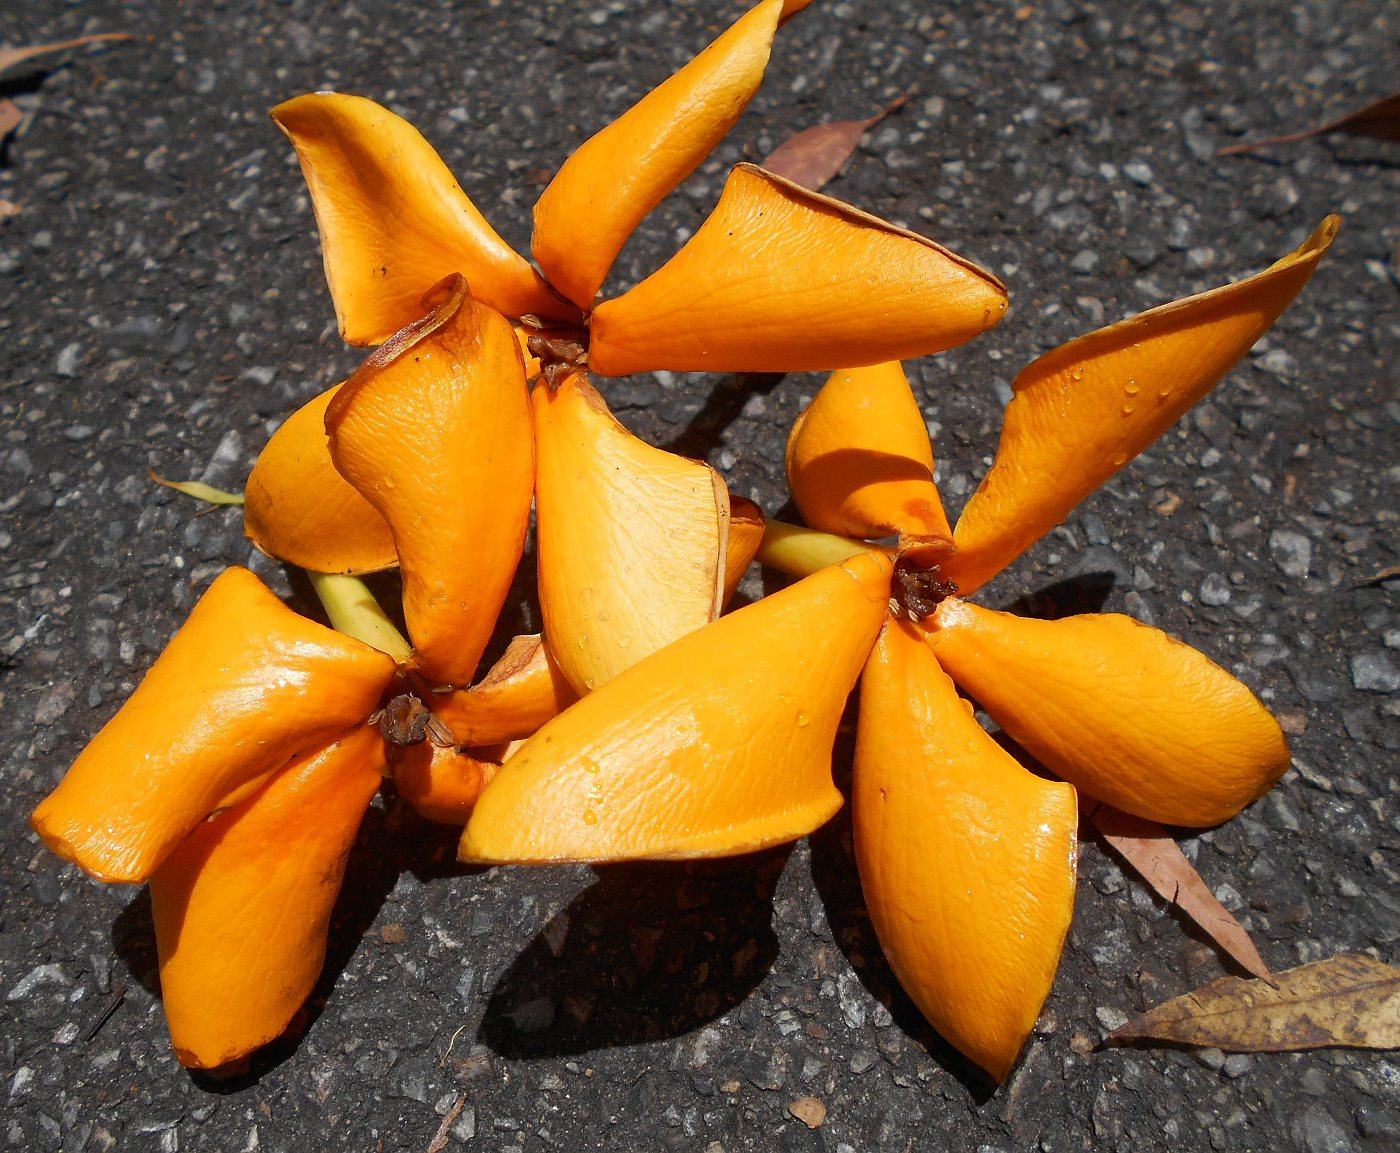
30;567;395;882
534;370;727;694
786;361;951;543
327;277;534;687
945;216;1339;594
926;599;1290;827
271;93;576;344
532;0;800;308
588;164;1007;375
459;550;893;864
855;617;1077;1082
150;726;384;1069
243;383;398;575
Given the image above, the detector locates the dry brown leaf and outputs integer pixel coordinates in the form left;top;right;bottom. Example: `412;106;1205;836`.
1090;803;1274;985
0;33;133;81
1107;953;1400;1052
1219;89;1400;155
0;97;20;143
1357;562;1400;588
787;1096;827;1129
760;91;913;192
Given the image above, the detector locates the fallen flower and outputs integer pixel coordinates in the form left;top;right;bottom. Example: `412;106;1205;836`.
770;217;1338;1080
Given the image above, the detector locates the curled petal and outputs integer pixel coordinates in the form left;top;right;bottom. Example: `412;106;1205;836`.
30;567;395;882
459;550;893;864
418;634;577;747
327;277;534;687
946;216;1339;594
391;742;497;826
588;164;1007;375
534;370;728;694
271;93;576;344
532;0;802;308
786;361;951;543
150;725;384;1069
926;599;1290;827
855;618;1076;1082
724;494;766;604
243;383;397;575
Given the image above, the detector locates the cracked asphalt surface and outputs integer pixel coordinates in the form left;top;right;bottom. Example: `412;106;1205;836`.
2;1;1398;1149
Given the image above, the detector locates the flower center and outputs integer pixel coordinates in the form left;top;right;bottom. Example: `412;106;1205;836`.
891;555;958;621
374;693;455;748
521;315;591;388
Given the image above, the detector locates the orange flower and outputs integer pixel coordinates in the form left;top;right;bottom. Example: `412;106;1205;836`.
775;217;1338;1080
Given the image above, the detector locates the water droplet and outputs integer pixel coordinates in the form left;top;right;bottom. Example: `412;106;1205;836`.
1070;367;1086;382
1121;401;1136;416
1124;378;1140;396
582;810;598;826
1112;451;1128;466
577;634;589;649
1157;386;1173;401
796;711;811;728
583;677;597;691
383;477;396;490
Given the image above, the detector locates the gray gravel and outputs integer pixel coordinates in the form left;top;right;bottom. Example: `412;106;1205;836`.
2;1;1398;1150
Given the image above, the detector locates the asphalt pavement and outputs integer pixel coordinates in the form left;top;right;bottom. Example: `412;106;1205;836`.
2;1;1397;1150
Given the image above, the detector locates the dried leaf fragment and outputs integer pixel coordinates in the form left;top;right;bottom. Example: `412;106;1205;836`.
1107;953;1400;1053
0;33;132;80
1219;90;1400;155
149;469;245;506
1090;804;1273;984
761;92;911;192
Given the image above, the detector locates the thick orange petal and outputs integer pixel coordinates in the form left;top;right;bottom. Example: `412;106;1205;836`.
946;216;1339;594
271;93;576;344
786;361;951;543
459;550;893;864
855;617;1076;1082
532;0;802;308
416;634;577;747
534;370;727;694
243;383;397;575
327;277;534;687
927;599;1290;827
150;725;384;1069
724;494;765;603
391;742;497;826
588;164;1007;375
30;567;395;882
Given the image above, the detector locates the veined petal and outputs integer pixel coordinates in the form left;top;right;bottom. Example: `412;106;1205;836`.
786;361;951;543
945;216;1339;594
926;599;1290;827
150;725;384;1069
271;92;576;344
327;277;534;687
417;634;577;747
30;567;395;882
588;164;1007;375
532;0;804;308
243;383;397;575
855;617;1076;1082
391;742;497;826
534;370;727;694
459;550;892;864
724;494;766;604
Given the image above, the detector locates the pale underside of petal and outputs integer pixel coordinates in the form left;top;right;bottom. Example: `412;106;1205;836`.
151;726;384;1069
534;371;728;694
786;361;951;542
855;617;1077;1082
271;92;575;345
927;599;1290;827
243;383;397;575
946;216;1339;594
588;164;1008;375
460;551;893;865
327;277;534;687
532;0;798;309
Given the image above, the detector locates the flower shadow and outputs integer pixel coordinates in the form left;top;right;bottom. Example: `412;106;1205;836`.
477;851;788;1059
